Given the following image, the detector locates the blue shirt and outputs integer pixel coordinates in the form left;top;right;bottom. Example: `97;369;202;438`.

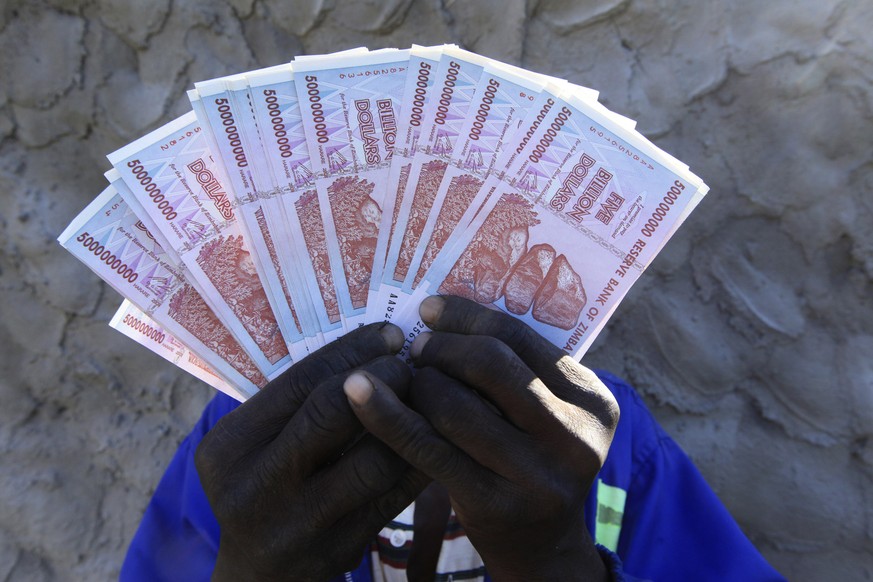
121;371;785;581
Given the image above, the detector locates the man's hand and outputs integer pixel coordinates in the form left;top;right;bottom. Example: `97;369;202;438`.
343;296;620;581
195;323;430;582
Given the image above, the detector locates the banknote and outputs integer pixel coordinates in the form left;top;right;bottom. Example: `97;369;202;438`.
106;167;248;343
376;47;493;326
246;63;345;343
110;300;247;401
107;112;293;377
230;72;322;356
59;186;268;395
387;81;640;333
190;79;310;361
401;78;636;293
367;44;449;323
237;48;374;346
390;72;637;303
105;168;183;266
399;60;551;298
398;84;707;359
225;72;325;354
293;49;411;329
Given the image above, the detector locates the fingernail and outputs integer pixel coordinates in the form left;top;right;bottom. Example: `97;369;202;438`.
410;332;432;360
344;372;374;407
379;323;404;352
419;296;445;325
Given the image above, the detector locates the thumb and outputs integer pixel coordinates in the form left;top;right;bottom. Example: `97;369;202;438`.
342;372;482;491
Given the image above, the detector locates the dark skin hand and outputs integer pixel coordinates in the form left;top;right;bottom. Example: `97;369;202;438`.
195;323;430;582
344;296;620;581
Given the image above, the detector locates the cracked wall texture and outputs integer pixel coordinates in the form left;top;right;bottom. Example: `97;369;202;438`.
1;0;871;579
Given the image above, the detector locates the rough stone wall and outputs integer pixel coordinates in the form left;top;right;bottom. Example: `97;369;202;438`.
0;0;871;579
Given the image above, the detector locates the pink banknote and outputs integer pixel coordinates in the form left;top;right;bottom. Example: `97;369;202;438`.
247;63;344;342
107;112;291;376
392;159;448;283
411;172;484;288
294;49;410;329
368;45;448;322
59;186;268;394
324;176;382;310
403;61;550;291
399;85;707;359
376;47;495;322
295;189;342;325
110;300;244;400
189;83;309;359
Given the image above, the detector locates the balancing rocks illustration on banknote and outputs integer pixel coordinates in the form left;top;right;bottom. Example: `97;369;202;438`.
59;45;708;402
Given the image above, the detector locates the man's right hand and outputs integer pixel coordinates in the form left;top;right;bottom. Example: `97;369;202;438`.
195;323;430;582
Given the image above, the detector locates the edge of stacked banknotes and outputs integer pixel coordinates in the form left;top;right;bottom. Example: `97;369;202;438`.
59;44;709;403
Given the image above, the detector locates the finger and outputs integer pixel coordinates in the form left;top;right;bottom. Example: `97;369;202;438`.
410;331;557;434
265;321;405;411
343;371;495;504
266;355;411;477
410;367;535;478
419;295;565;365
419;295;617;424
210;323;405;449
306;434;414;528
324;466;431;571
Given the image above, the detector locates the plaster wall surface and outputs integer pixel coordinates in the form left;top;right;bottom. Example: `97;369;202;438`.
0;0;871;579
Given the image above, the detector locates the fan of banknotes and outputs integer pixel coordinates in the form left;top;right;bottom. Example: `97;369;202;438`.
59;45;708;402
